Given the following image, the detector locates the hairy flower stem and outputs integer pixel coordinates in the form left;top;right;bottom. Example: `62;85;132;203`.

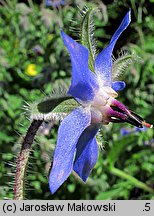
109;166;153;193
14;120;43;200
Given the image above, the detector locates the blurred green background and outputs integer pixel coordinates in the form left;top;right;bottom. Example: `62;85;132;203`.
0;0;154;200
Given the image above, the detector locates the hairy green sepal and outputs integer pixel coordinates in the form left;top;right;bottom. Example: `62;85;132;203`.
112;53;134;81
30;96;79;121
37;95;71;114
52;98;79;113
80;7;96;72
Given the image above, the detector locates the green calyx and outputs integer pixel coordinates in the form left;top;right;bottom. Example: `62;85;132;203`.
112;51;139;81
80;6;97;72
30;95;79;121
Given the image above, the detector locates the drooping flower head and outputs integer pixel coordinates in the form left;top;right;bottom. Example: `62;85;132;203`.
49;10;152;194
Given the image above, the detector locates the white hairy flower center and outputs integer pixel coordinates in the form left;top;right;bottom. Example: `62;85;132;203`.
90;87;118;124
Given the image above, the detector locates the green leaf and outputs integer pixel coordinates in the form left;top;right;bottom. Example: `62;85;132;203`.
96;188;122;200
107;135;138;166
109;166;153;193
80;6;97;72
141;162;154;174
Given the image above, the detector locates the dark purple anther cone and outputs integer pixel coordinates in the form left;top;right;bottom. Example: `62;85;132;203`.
108;98;153;128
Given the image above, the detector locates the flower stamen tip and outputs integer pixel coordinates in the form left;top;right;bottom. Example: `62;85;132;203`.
142;121;153;128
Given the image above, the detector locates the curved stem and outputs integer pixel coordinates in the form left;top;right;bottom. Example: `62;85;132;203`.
14;120;43;200
109;166;153;193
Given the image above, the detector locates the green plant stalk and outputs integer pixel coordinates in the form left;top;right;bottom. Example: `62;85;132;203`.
109;166;153;193
14;120;43;200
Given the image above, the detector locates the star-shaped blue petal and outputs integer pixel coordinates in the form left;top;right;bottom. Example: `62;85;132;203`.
73;124;100;182
61;31;98;102
49;107;91;194
94;10;131;86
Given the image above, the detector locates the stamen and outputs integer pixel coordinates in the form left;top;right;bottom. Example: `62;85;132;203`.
142;121;153;128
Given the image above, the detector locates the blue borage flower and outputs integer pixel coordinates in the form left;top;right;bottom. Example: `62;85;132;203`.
49;10;152;194
46;0;65;7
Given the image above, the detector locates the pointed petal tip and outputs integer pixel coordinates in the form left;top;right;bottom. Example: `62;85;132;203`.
60;29;63;35
73;125;99;184
127;9;131;23
49;179;58;195
49;170;68;194
60;30;68;43
60;29;65;37
82;176;88;183
60;30;76;48
74;169;88;183
120;9;131;32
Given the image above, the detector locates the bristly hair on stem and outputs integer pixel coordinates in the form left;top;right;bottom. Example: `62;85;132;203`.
13;80;79;199
14;120;43;200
